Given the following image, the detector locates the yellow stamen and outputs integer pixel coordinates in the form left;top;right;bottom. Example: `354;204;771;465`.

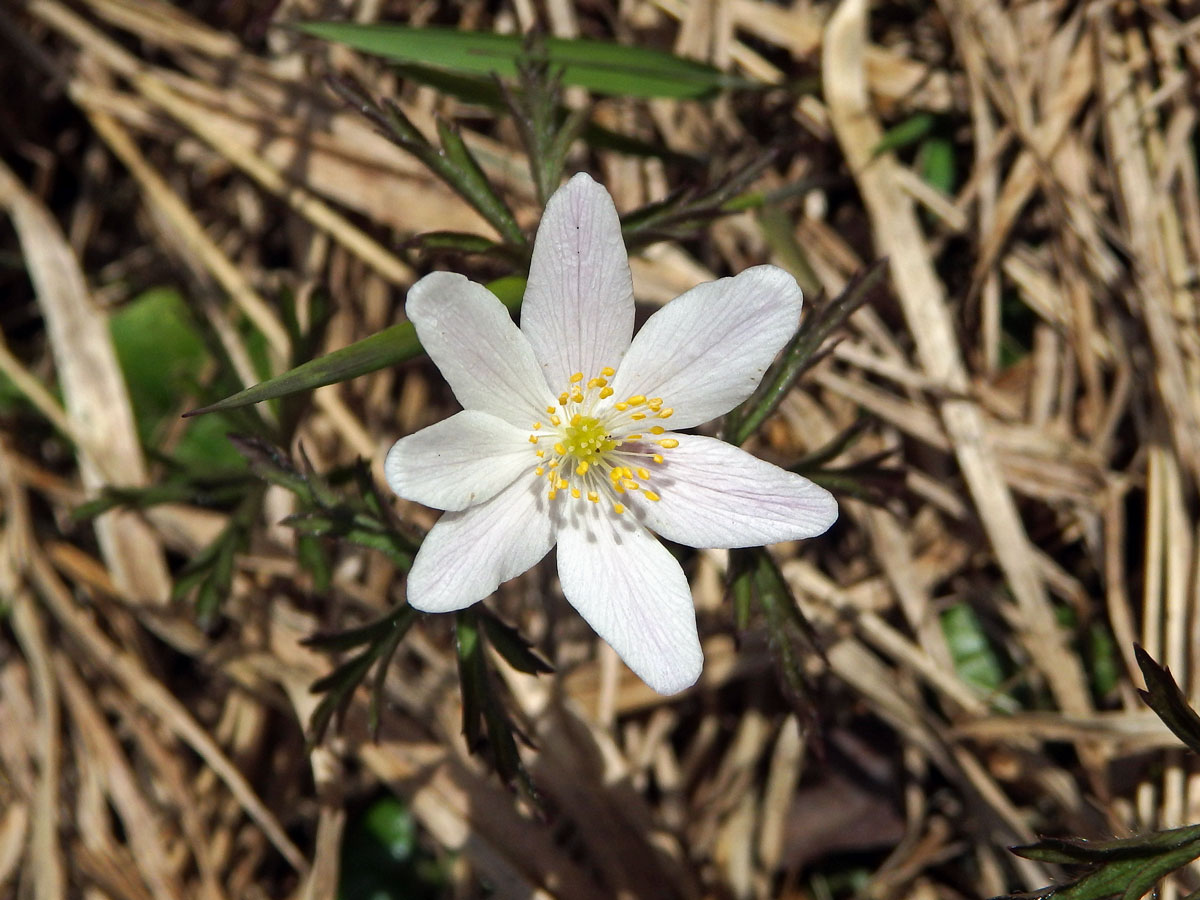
554;442;566;455
601;366;615;377
632;413;646;421
650;426;665;434
550;415;562;426
570;372;584;384
571;488;581;499
615;402;628;411
643;491;660;502
528;435;539;444
570;413;582;426
652;454;664;464
657;408;674;419
637;467;650;479
535;467;545;476
658;438;679;448
587;491;599;503
548;489;557;500
613;503;625;515
576;461;590;475
599;386;614;398
546;405;557;414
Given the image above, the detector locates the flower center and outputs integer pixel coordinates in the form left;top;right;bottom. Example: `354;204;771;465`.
527;367;677;515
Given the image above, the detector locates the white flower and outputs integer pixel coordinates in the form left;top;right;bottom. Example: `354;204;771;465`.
385;173;838;694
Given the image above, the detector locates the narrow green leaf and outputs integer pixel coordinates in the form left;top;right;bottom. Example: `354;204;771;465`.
480;611;554;675
186;278;525;417
872;112;936;156
304;605;416;653
434;118;525;246
1135;645;1200;755
299;23;754;99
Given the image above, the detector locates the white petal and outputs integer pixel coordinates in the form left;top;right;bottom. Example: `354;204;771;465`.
407;271;553;427
385;410;535;512
520;173;635;389
627;434;838;548
556;504;702;694
609;266;802;429
406;474;557;613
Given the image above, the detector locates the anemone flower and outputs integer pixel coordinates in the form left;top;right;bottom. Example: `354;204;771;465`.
385;173;837;694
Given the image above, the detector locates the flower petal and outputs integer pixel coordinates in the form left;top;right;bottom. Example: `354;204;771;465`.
406;474;557;613
407;271;553;427
520;173;635;389
609;265;802;429
627;434;838;548
385;410;534;512
556;505;702;694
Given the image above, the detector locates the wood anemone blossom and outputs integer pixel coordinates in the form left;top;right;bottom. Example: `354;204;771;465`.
385;173;838;694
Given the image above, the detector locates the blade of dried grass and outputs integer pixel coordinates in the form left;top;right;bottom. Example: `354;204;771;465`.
29;0;414;287
26;551;309;874
55;655;186;900
0;158;171;607
7;594;66;900
81;101;290;362
822;0;1093;720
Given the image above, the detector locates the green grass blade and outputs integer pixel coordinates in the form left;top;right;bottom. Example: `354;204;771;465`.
299;23;754;99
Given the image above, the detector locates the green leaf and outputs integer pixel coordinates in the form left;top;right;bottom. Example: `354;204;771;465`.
871;112;936;156
1008;825;1200;900
1135;644;1200;755
186;277;525;417
919;136;957;195
299;23;754;99
480;610;553;676
940;603;1010;701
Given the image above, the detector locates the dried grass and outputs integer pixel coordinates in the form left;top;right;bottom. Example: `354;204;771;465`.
2;0;1199;897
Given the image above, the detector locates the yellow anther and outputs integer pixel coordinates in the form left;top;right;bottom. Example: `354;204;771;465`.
632;413;646;421
657;408;674;418
622;479;639;491
548;489;557;500
637;467;650;479
599;386;614;398
587;377;607;388
658;438;679;448
570;413;581;426
571;488;581;499
647;398;663;410
570;372;584;384
528;435;539;444
614;402;628;411
652;454;664;464
613;503;625;515
549;460;559;468
535;467;545;476
609;469;622;482
587;490;599;503
532;422;542;430
650;426;665;434
550;415;562;426
571;392;584;403
554;443;566;456
625;434;642;440
557;478;569;490
576;461;590;475
558;392;570;405
643;491;660;502
546;405;557;414
628;395;646;405
601;366;615;377
536;450;545;458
